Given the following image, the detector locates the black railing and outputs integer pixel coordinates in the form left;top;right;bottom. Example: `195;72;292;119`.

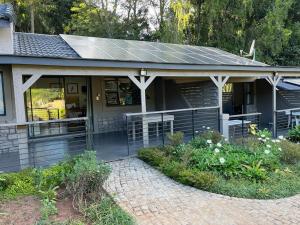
0;117;91;173
125;106;220;155
226;112;262;141
275;107;300;137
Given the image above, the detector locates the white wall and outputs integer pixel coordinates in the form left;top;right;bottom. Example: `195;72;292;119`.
91;76;156;133
0;65;15;123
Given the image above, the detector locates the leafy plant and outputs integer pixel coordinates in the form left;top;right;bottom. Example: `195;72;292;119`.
84;197;135;225
40;198;58;220
64;151;111;210
160;160;185;179
242;160;267;181
287;125;300;143
178;169;217;190
279;140;300;164
137;148;166;167
167;131;184;147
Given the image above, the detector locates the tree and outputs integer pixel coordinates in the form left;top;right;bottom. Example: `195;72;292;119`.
65;2;125;38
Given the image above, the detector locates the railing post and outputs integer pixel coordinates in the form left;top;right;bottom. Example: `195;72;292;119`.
126;115;130;156
242;116;244;138
161;113;165;146
192;110;195;138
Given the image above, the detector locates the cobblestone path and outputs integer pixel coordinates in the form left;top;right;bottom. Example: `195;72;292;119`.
104;158;300;225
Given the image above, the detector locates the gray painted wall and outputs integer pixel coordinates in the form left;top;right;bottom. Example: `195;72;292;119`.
0;65;15;123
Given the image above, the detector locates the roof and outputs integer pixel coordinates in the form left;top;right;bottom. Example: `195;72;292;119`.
0;32;298;74
278;79;300;91
61;34;267;66
13;32;79;58
0;3;14;23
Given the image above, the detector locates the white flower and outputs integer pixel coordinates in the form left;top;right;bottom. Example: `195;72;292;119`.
195;130;199;134
266;137;270;140
207;127;211;130
216;143;222;147
275;139;280;143
278;135;284;140
207;140;212;144
224;138;228;142
264;149;271;154
258;137;262;141
266;145;271;148
261;134;266;138
219;157;226;164
278;148;282;151
262;139;267;142
214;148;220;153
272;140;276;143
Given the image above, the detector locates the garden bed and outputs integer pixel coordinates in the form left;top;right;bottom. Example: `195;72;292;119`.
138;130;300;199
0;152;136;225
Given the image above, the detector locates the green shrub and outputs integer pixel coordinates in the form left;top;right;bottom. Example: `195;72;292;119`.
287;126;300;143
0;169;36;199
199;131;223;144
40;198;58;220
279;140;300;164
138;148;166;167
64;151;111;210
85;197;135;225
160;160;185;179
242;160;267;181
178;169;217;190
167;131;184;146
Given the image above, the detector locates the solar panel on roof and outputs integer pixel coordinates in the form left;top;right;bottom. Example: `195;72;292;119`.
60;34;267;66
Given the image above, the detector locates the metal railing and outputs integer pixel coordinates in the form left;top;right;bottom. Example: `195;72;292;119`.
275;107;300;137
125;106;220;155
226;112;262;141
0;117;92;173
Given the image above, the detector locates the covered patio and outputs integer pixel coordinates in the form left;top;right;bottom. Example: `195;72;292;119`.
1;35;300;172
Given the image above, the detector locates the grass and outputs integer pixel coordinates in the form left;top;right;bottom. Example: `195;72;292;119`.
138;130;300;199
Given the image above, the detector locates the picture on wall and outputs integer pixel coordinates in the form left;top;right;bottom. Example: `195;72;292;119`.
67;83;78;94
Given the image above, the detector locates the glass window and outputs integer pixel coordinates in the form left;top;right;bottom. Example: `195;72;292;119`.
105;78;140;106
0;73;5;115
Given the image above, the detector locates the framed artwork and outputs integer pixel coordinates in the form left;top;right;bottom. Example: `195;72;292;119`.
105;92;119;105
105;80;118;91
67;83;78;94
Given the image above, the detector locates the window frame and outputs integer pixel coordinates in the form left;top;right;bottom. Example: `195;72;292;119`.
104;78;141;107
0;72;6;116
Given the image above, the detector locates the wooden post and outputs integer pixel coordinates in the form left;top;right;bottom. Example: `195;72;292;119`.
210;75;229;134
128;74;156;147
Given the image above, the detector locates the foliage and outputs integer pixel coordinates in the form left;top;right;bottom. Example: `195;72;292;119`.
138;129;300;199
137;148;166;167
0;169;35;199
64;151;111;210
84;197;135;225
279;140;300;164
40;197;58;220
178;169;217;190
167;131;184;147
160;160;185;179
287;126;300;143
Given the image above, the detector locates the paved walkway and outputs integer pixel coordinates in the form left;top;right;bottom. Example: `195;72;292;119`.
104;158;300;225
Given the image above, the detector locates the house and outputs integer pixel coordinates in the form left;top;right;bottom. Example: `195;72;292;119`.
0;3;300;172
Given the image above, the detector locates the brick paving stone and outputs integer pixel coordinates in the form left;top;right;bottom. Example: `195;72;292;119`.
104;158;300;225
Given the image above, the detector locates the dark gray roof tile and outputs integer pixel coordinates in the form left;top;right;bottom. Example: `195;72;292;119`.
13;32;79;58
0;3;14;23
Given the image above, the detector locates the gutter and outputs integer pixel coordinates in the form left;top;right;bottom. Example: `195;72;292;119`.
0;55;300;73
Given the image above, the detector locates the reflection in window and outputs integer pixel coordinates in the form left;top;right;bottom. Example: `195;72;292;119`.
105;78;140;106
0;73;5;115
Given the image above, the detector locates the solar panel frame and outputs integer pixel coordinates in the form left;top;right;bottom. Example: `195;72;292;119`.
60;34;268;66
